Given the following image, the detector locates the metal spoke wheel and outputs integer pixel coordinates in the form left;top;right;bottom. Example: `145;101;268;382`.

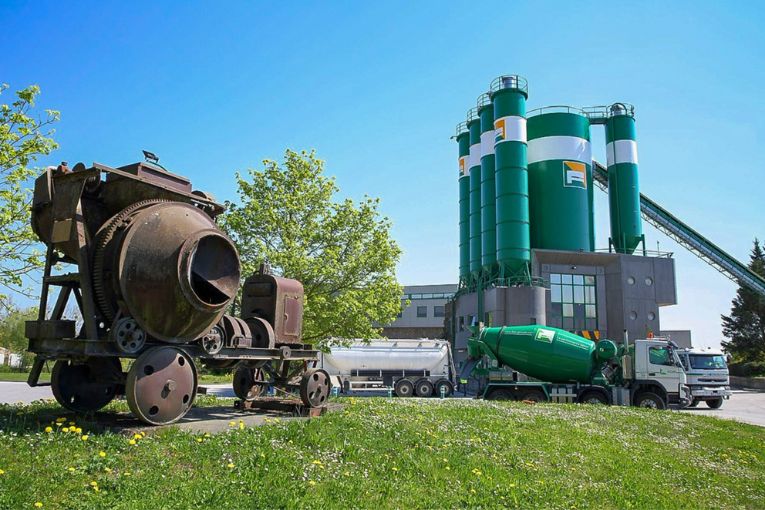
634;392;665;410
394;378;414;397
51;358;122;413
299;368;331;408
414;378;434;397
126;347;197;425
233;365;268;401
434;379;454;398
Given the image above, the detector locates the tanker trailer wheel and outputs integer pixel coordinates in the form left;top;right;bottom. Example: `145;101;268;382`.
414;378;434;397
126;347;197;425
706;398;724;409
394;378;414;397
233;366;268;401
51;358;122;413
299;368;331;407
634;392;666;410
434;379;454;398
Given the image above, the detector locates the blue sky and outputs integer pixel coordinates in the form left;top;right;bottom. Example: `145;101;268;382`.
2;1;763;348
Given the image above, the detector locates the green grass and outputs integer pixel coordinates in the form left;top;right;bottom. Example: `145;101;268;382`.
0;397;764;509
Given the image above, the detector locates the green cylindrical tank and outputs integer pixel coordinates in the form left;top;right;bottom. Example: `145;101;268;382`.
606;103;643;254
490;75;530;275
478;325;614;384
467;109;482;276
478;93;496;274
455;122;471;282
527;108;594;251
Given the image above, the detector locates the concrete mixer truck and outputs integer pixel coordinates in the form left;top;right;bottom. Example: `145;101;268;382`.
464;325;691;409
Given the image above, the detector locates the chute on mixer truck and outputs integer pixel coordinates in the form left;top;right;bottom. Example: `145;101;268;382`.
463;324;691;409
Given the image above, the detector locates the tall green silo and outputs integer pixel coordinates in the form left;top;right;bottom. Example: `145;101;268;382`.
467;108;483;276
527;107;594;252
490;75;530;277
606;103;643;254
455;122;471;283
477;93;496;275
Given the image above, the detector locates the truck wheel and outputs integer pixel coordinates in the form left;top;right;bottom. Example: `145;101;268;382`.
687;399;699;408
394;379;414;397
706;398;724;409
486;389;513;401
634;392;666;410
434;379;454;398
414;378;433;397
579;391;608;405
518;389;546;403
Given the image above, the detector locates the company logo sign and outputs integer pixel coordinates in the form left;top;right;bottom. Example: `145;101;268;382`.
458;156;468;176
494;118;506;143
535;328;556;343
563;161;587;189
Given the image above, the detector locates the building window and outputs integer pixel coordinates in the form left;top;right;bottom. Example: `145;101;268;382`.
433;305;445;318
416;306;427;318
550;273;597;331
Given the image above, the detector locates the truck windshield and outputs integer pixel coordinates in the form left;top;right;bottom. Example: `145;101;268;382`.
688;355;727;370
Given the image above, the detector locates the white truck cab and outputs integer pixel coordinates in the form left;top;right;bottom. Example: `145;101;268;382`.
631;339;690;408
677;347;732;409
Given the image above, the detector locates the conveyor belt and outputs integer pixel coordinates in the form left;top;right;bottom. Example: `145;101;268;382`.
592;161;765;298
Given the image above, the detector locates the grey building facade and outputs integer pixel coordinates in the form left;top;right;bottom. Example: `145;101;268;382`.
382;284;457;339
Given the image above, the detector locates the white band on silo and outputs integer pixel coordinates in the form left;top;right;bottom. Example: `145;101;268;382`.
606;140;638;166
527;136;592;165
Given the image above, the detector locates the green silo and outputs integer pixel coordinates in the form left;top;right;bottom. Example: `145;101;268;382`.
606;103;643;254
527;107;594;252
490;75;530;276
455;122;471;283
477;93;496;274
467;108;482;276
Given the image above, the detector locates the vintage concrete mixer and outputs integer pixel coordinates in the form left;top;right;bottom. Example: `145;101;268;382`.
24;159;330;424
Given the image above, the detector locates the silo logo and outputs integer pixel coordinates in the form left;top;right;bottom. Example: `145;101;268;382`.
494;118;506;143
563;161;587;189
459;156;468;176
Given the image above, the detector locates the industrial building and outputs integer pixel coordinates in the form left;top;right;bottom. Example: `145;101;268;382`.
447;75;765;366
382;284;456;339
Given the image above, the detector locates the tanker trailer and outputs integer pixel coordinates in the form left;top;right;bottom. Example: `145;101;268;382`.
465;325;690;409
319;339;456;397
24;159;330;425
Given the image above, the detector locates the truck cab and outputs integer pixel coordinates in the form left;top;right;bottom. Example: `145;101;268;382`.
677;347;732;409
630;339;690;408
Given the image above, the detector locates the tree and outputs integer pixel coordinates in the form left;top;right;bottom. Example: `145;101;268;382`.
0;84;59;310
721;238;765;361
0;304;38;368
221;149;403;348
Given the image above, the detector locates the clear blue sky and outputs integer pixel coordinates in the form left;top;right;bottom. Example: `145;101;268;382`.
2;1;763;348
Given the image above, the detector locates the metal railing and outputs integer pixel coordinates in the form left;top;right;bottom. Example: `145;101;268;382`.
489;75;529;96
592;160;765;299
476;92;491;110
453;121;468;139
526;105;587;118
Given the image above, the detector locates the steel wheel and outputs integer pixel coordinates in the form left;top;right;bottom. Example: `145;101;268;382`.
126;347;197;425
233;366;267;401
414;378;433;398
434;379;454;398
51;358;121;413
394;378;414;397
299;368;330;407
634;392;665;410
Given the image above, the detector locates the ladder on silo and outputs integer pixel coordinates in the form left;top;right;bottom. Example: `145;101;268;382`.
592;161;765;299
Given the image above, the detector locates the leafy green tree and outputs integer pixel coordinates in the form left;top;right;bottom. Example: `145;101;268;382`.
0;304;38;367
721;239;765;361
221;149;402;348
0;84;59;309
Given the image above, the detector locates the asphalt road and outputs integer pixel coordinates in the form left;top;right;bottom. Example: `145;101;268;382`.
1;382;763;428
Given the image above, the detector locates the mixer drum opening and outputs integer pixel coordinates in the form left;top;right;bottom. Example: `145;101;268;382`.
188;234;240;307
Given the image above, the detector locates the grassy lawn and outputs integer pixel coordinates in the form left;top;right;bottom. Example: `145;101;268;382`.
0;397;763;509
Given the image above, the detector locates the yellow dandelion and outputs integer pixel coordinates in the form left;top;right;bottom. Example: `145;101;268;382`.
75;428;82;434
133;433;142;440
61;427;69;433
90;481;98;487
343;471;350;476
238;422;245;430
0;469;5;475
44;426;53;433
104;467;112;473
34;503;43;508
93;486;100;493
67;467;75;473
510;483;516;488
391;466;399;472
204;433;211;438
56;417;66;423
124;472;131;476
311;460;322;465
81;435;88;441
140;431;146;437
196;438;203;443
445;466;451;470
228;421;236;427
308;480;316;486
227;462;235;469
98;451;106;458
470;488;476;494
68;421;75;426
129;439;137;446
